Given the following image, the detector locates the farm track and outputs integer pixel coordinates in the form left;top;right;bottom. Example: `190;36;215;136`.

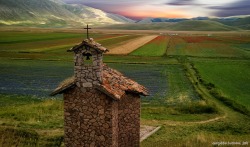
187;115;227;124
143;66;229;127
107;35;158;55
163;60;249;127
145;115;227;126
155;38;243;127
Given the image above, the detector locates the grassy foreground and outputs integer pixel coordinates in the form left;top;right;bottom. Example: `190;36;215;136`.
0;95;64;147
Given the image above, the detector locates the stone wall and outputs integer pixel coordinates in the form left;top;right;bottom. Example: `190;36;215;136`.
118;93;141;147
74;48;103;88
64;87;118;147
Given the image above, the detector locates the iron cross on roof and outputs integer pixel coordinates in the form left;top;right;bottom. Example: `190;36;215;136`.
84;24;92;39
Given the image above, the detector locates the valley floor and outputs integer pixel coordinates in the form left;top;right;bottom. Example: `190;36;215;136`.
0;28;249;146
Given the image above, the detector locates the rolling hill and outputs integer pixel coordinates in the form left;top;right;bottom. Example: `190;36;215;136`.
137;18;188;23
213;16;250;30
0;0;134;27
101;22;174;30
63;4;134;25
0;0;78;27
135;16;249;31
0;0;248;30
102;20;240;31
168;20;239;31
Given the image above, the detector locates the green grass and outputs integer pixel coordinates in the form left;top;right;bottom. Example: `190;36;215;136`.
192;58;250;111
104;55;178;64
141;124;250;147
1;30;250;146
141;103;218;122
0;127;40;147
141;58;250;147
0;94;40;107
0;94;64;146
0;95;64;129
130;36;168;56
165;65;200;104
0;31;84;44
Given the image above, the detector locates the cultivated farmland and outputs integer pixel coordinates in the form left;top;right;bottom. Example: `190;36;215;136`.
107;35;157;55
130;36;169;56
0;31;141;53
192;58;250;111
0;29;250;146
167;35;250;57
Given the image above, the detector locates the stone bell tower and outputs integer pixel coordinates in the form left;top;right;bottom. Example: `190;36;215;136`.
51;25;149;147
70;25;107;88
72;39;106;88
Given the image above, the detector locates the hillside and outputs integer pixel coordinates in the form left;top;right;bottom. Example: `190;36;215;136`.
63;4;134;25
101;23;174;30
102;20;239;31
0;0;79;27
214;16;250;30
137;18;188;23
0;0;133;27
168;20;239;31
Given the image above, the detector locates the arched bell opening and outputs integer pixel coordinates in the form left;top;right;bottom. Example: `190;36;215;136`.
82;52;93;66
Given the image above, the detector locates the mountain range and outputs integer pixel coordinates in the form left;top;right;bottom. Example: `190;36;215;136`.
136;16;250;30
0;0;249;30
100;15;250;31
0;0;134;27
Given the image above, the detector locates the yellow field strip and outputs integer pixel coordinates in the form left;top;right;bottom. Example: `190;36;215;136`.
107;35;158;55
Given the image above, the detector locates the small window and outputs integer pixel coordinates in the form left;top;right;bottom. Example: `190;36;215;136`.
82;53;93;66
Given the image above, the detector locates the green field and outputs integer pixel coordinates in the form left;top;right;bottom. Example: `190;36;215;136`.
0;31;141;53
192;58;250;111
0;29;250;146
167;35;250;58
130;36;168;56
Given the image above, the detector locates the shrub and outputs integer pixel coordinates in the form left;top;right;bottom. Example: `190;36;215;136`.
210;89;250;116
0;127;39;147
177;101;218;114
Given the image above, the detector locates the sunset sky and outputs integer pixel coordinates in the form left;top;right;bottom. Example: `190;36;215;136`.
63;0;250;20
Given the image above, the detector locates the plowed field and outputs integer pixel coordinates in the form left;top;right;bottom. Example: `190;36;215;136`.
107;35;158;55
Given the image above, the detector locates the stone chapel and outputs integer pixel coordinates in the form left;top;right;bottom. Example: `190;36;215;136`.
51;33;149;146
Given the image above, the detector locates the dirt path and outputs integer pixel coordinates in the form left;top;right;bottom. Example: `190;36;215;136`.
140;126;161;142
139;114;227;142
107;35;158;55
187;115;227;124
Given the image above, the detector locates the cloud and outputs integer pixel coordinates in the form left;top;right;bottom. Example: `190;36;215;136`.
63;0;148;5
166;0;200;6
208;0;250;17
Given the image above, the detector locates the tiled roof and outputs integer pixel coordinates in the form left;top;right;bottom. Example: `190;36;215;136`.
68;38;108;53
96;65;148;100
50;65;149;100
50;77;75;96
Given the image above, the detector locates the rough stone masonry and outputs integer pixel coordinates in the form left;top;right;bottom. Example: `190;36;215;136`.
51;38;148;147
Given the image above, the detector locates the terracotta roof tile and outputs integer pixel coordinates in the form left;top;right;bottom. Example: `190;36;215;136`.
50;65;149;100
96;65;148;100
50;77;75;96
68;38;108;53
